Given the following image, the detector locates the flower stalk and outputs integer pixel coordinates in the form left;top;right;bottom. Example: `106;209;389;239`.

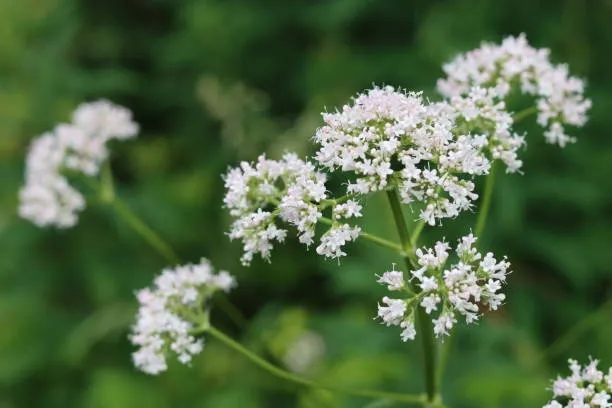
207;326;429;406
385;189;438;404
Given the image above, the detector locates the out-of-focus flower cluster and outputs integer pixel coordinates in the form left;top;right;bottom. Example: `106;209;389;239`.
543;359;612;408
130;259;236;375
223;153;362;265
19;100;138;228
438;33;591;147
282;331;326;374
376;234;510;340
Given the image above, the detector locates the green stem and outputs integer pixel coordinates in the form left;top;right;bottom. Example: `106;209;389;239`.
385;189;438;404
99;163;177;264
318;217;405;254
512;106;538;123
385;190;413;257
474;161;496;237
110;196;180;264
96;163;249;330
435;335;452;390
472;105;534;239
207;326;426;405
215;293;249;327
109;193;251;329
410;219;426;247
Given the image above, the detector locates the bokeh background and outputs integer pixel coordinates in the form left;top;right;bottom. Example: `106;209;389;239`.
2;1;612;407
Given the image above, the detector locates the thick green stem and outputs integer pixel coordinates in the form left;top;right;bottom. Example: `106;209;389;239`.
435;336;452;390
207;326;426;405
385;190;414;258
475;161;496;237
385;189;438;404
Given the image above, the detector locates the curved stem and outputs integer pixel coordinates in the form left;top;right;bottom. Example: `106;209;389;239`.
215;293;249;327
110;196;180;264
207;326;426;405
475;161;496;237
96;164;247;329
385;189;438;404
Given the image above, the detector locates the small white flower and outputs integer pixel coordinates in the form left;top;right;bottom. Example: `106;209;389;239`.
377;296;407;326
316;223;361;259
400;320;417;342
433;311;457;338
420;294;441;314
376;266;405;291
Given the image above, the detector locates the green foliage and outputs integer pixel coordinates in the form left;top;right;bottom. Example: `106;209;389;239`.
1;0;611;407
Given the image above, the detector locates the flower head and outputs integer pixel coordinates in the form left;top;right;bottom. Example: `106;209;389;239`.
19;100;138;228
376;233;510;340
314;85;497;226
544;359;612;407
130;259;236;375
224;153;362;265
438;34;591;147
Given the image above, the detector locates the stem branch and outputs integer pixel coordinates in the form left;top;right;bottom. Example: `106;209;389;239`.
110;196;179;264
207;326;426;405
319;217;405;254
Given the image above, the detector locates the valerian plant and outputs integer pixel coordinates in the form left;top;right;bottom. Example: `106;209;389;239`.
19;35;606;407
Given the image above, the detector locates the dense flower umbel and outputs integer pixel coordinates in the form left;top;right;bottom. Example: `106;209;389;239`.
130;259;236;375
544;359;612;408
438;34;591;147
19;100;138;228
440;87;525;173
376;234;510;340
313;85;502;226
223;153;362;265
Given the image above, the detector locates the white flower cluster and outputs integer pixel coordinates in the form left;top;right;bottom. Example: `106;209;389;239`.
19;100;138;228
315;86;497;225
224;153;362;265
441;87;525;173
376;233;509;340
544;359;612;408
130;259;236;375
438;33;591;147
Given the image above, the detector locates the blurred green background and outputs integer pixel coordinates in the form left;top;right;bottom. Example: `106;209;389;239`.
1;0;612;407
